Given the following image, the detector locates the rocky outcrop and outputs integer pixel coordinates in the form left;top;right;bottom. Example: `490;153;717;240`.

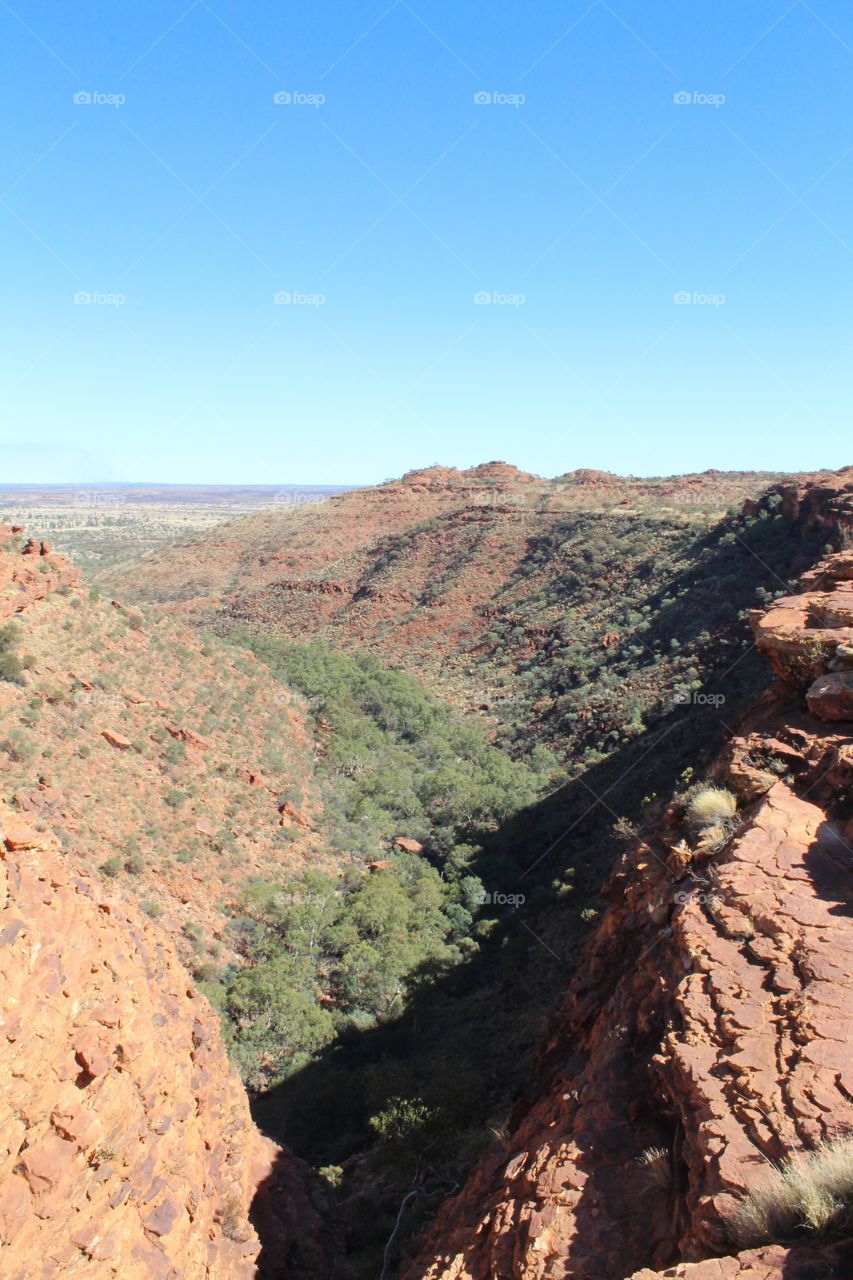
0;522;80;619
756;468;853;544
627;1241;853;1278
0;803;326;1279
404;543;853;1280
751;549;853;687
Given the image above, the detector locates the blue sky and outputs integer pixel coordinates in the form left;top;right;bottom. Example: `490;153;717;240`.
1;0;852;483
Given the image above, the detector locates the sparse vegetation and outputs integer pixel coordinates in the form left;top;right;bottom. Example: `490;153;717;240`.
685;786;738;831
735;1138;853;1244
0;622;25;684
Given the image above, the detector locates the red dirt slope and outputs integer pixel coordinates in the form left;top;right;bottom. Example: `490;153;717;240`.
0;523;331;968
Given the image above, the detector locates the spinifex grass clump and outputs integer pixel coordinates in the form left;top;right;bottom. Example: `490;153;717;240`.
735;1138;853;1244
636;1146;672;1193
686;786;738;831
684;785;738;855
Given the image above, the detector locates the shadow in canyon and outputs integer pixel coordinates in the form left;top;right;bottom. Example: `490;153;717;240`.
248;677;768;1279
246;515;836;1277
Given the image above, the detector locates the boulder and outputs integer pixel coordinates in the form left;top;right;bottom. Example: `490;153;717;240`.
806;671;853;720
394;836;424;854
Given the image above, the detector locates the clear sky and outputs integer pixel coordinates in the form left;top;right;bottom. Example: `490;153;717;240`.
1;1;851;483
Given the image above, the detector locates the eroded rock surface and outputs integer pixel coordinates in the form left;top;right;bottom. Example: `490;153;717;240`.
0;803;326;1279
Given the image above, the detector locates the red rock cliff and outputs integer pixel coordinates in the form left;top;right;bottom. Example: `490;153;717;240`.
0;802;326;1279
403;500;853;1279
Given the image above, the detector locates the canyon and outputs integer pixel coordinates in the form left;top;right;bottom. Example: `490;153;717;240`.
1;466;853;1278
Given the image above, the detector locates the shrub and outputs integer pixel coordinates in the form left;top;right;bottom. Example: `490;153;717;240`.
368;1096;441;1168
685;786;737;831
0;621;22;649
735;1137;853;1244
0;652;24;684
0;622;26;684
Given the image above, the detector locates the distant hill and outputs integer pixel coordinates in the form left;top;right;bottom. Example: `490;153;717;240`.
102;463;845;767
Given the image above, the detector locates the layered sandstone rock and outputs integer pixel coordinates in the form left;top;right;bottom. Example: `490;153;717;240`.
751;550;853;687
404;544;853;1280
0;803;326;1279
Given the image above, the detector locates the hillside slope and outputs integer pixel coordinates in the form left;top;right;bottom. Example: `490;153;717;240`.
402;518;853;1278
98;467;783;701
0;521;328;968
100;465;852;769
0;527;339;1276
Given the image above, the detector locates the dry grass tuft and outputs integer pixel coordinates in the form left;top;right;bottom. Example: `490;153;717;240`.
219;1190;252;1243
686;786;738;832
637;1146;672;1192
735;1137;853;1244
